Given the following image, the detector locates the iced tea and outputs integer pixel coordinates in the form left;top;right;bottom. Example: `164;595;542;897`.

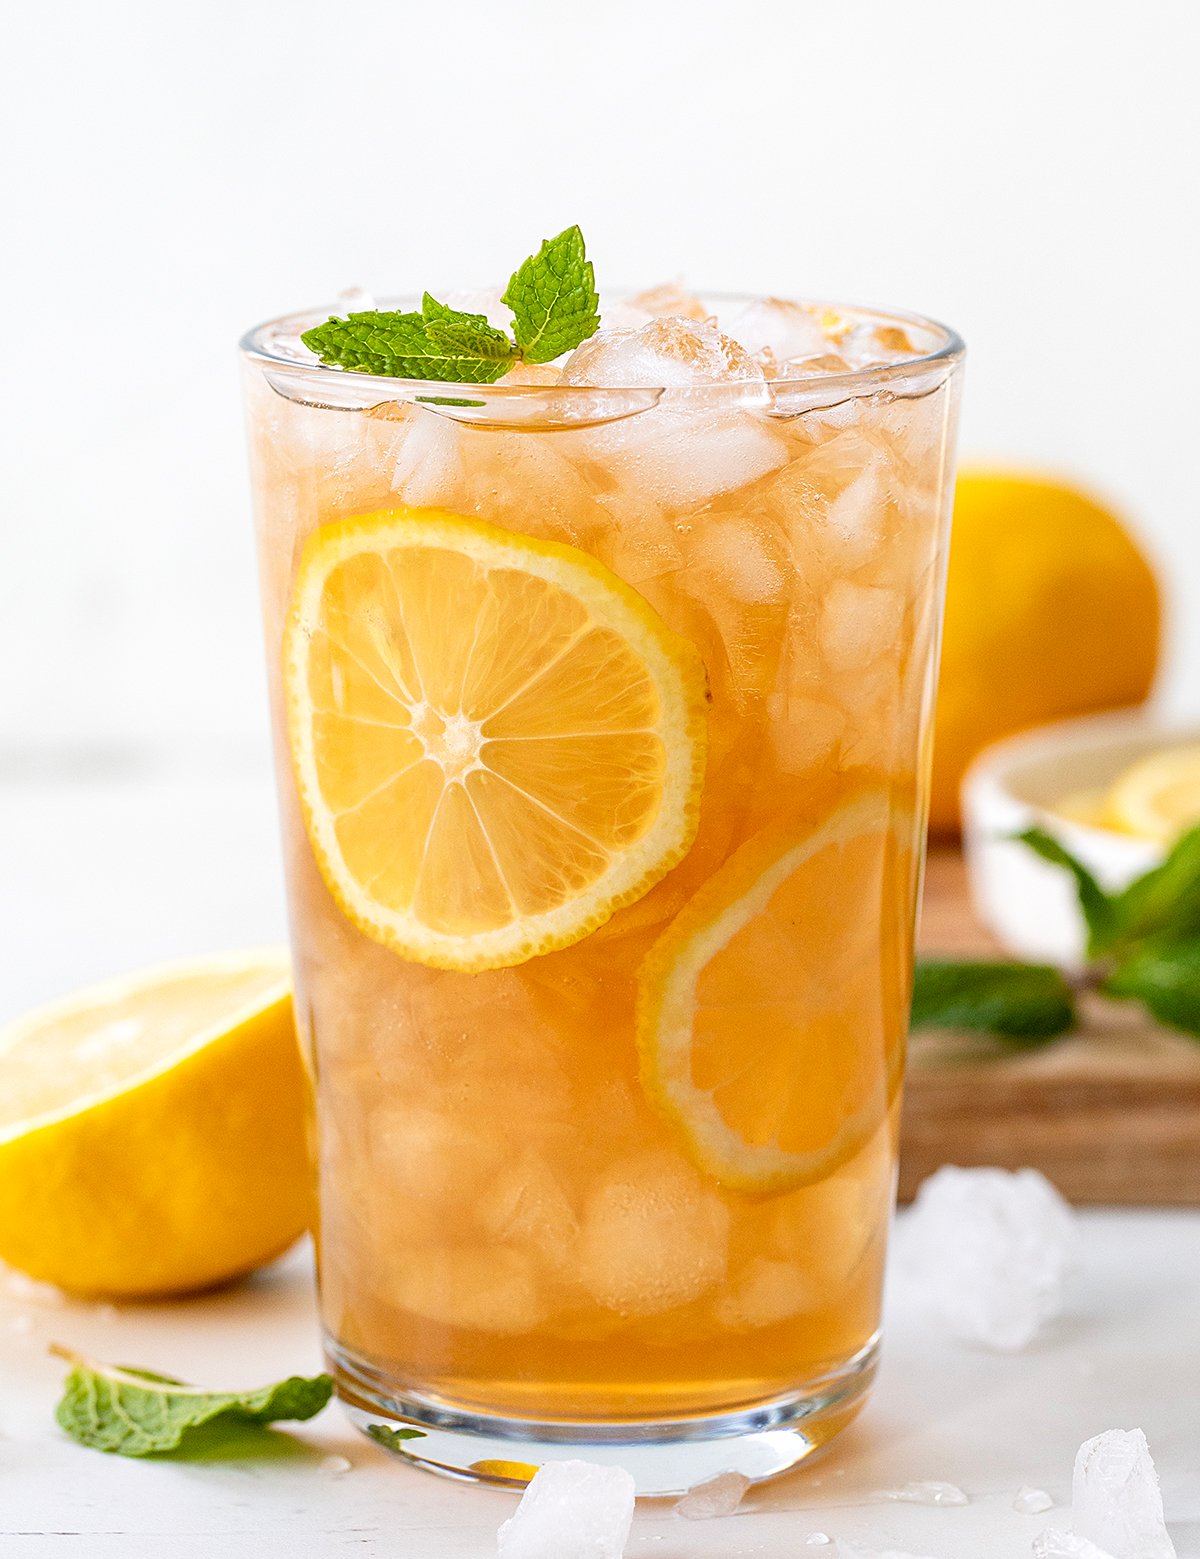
242;290;963;1488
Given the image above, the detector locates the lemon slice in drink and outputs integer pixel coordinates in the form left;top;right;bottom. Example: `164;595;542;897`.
636;791;912;1192
284;508;708;972
0;951;310;1297
1103;744;1200;842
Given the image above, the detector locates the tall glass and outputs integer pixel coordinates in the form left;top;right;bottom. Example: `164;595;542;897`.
241;298;963;1492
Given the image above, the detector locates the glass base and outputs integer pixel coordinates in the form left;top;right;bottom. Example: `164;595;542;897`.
329;1334;878;1495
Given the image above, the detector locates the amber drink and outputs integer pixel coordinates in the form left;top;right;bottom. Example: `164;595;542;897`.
242;289;963;1490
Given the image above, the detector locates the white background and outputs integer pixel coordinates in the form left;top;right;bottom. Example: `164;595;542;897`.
2;0;1199;1002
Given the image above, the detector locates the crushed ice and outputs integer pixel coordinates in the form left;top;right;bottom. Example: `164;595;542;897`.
674;1470;750;1519
496;1459;636;1559
1015;1486;1056;1514
319;1454;352;1475
897;1166;1076;1350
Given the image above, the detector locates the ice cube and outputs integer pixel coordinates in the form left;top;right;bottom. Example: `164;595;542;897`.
840;322;918;368
820;580;905;673
1015;1487;1056;1515
389;405;470;507
478;1150;580;1277
806;1536;832;1547
675;1470;750;1519
688;517;786;604
388;1244;547;1335
561;318;764;389
1071;1429;1176;1559
624;281;711;322
496;1459;636;1559
577;1149;730;1316
319;1454;353;1474
725;298;829;362
874;1481;968;1506
776;353;853;379
898;1166;1076;1350
767;693;846;775
1033;1533;1118;1559
713;1258;818;1330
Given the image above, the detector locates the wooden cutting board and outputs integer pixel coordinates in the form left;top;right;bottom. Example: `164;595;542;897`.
900;847;1200;1205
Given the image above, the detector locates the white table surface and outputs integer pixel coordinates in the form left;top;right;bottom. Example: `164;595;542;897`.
1;1216;1198;1559
3;769;1200;1557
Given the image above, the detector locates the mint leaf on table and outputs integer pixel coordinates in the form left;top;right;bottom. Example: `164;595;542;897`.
51;1346;333;1456
911;960;1076;1042
1104;937;1200;1038
366;1422;427;1450
1015;826;1123;955
502;225;600;364
301;298;517;384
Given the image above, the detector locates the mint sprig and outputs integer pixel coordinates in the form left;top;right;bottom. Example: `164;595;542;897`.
913;824;1200;1044
502;224;599;364
52;1345;333;1456
301;226;600;383
301;295;517;383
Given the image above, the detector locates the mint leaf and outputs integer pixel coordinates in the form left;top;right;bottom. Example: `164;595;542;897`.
1109;824;1200;946
52;1346;333;1455
1105;936;1200;1037
366;1422;426;1450
301;298;517;384
911;960;1076;1041
1016;827;1122;955
502;225;599;364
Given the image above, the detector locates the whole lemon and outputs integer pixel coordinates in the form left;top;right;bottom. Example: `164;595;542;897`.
930;472;1161;832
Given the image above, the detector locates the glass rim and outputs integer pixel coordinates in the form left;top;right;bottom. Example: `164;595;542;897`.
239;292;965;412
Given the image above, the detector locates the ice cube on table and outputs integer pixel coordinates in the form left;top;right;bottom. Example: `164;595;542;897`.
874;1480;968;1506
561;318;764;389
496;1459;636;1559
674;1470;750;1519
897;1166;1076;1350
1071;1429;1176;1559
725;297;830;363
1033;1533;1118;1559
1015;1487;1056;1515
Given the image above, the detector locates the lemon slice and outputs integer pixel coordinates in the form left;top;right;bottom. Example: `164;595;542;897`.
284;508;708;971
0;951;310;1297
1104;744;1200;842
636;791;911;1192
